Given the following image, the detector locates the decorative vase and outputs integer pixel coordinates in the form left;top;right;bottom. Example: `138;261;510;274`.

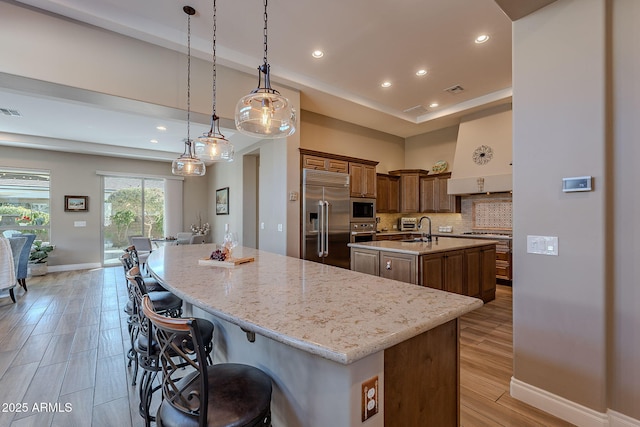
28;262;48;276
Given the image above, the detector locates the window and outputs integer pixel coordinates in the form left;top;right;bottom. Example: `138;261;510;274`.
0;168;51;241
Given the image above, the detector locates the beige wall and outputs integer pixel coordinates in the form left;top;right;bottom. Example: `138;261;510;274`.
0;145;204;266
300;111;405;173
512;0;639;423
404;125;458;172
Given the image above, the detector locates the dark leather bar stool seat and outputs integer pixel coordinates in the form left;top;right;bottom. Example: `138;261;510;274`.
142;295;272;427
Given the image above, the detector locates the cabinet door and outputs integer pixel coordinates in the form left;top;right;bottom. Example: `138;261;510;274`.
400;174;420;213
421;253;444;290
443;250;464;295
327;159;348;173
349;163;364;197
302;155;327;170
419;177;436;212
380;252;418;284
465;248;481;299
363;165;377;198
481;246;497;302
351;248;380;276
376;175;390;212
436;176;460;213
388;176;400;213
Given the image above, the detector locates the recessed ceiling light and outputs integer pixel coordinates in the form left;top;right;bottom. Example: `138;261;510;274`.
150;139;159;144
156;126;167;131
416;69;428;76
429;102;439;108
312;50;324;59
381;81;392;88
475;34;490;44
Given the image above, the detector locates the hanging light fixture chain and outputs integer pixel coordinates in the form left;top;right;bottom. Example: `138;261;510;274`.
186;9;192;147
263;0;268;66
212;0;217;118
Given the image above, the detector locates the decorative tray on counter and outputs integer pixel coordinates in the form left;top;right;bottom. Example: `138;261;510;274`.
198;257;255;268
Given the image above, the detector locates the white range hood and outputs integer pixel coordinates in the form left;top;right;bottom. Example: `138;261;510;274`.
448;105;513;195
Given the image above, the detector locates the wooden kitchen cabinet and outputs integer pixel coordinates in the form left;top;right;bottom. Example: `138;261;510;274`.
380;251;418;284
419;172;461;213
464;246;496;301
302;154;348;173
350;248;379;276
376;174;400;213
350;162;376;198
389;169;430;213
421;250;464;295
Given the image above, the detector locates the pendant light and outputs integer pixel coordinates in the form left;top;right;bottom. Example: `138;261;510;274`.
172;6;206;177
234;0;296;139
195;0;234;162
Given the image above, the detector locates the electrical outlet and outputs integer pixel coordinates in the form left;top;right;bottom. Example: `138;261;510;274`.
361;376;379;421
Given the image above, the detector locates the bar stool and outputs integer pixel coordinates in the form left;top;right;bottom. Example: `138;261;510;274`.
128;271;214;427
122;247;165;291
142;294;272;427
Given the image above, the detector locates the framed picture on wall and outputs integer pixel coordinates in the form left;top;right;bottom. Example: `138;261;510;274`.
65;195;89;212
216;187;229;215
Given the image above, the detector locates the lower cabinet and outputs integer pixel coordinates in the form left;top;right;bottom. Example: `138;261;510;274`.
351;245;496;302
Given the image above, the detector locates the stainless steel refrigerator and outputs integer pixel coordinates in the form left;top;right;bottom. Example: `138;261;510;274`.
302;169;351;269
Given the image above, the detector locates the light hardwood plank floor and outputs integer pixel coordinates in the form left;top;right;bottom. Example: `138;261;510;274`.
0;268;574;426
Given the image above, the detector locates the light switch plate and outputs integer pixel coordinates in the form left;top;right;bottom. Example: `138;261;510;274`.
74;221;86;227
527;235;558;256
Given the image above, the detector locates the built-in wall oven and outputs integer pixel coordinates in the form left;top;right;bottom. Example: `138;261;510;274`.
350;198;376;222
350;222;376;243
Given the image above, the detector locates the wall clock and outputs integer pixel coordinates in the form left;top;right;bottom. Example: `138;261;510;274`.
472;145;494;165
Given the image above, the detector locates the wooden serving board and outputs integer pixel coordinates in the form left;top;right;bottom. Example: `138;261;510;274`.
198;257;255;268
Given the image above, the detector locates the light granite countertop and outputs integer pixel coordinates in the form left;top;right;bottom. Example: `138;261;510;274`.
147;244;482;365
349;236;499;255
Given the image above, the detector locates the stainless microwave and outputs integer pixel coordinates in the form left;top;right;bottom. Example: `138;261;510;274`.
350;198;376;222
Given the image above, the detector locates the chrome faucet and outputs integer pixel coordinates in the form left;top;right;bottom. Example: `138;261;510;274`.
418;216;432;242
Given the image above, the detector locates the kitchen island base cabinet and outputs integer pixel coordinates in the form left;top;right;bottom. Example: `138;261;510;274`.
190;304;460;427
350;247;379;276
380;251;418;284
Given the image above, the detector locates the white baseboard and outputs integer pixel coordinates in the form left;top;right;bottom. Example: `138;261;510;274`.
609;410;640;427
510;377;609;427
46;263;102;273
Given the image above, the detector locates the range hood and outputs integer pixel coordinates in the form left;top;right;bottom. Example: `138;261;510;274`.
448;105;512;195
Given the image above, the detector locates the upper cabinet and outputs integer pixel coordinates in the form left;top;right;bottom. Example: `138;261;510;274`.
299;149;378;198
388;170;460;213
302;154;348;174
349;162;376;198
389;169;430;213
420;173;461;213
376;174;400;213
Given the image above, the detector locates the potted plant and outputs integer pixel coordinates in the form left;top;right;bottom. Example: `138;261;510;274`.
16;215;32;226
29;240;55;276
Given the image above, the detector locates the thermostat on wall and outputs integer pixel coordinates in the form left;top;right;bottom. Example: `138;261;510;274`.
562;176;592;192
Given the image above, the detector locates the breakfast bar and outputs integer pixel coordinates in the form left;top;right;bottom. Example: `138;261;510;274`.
147;243;482;427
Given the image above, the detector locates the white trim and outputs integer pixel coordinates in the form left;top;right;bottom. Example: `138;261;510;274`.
510;377;609;427
95;170;184;181
608;410;640;427
47;263;102;272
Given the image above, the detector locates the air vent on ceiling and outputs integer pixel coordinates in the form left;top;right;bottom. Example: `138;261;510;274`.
444;85;464;94
0;108;22;117
403;105;428;115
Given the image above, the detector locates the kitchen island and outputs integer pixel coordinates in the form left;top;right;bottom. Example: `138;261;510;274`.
349;237;498;302
147;244;482;427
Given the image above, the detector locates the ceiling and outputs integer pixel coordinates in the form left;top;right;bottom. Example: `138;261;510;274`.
0;0;554;161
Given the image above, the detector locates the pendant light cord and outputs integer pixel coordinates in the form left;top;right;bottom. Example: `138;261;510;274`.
186;8;192;151
212;0;218;120
262;0;268;66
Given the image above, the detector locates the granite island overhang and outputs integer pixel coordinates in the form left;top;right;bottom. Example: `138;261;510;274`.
147;244;483;426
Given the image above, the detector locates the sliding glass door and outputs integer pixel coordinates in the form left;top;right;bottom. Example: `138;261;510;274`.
103;176;165;266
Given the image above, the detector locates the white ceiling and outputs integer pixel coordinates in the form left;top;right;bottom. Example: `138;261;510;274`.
0;0;543;160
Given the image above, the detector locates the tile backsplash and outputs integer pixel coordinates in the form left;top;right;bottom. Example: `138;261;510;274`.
377;193;512;233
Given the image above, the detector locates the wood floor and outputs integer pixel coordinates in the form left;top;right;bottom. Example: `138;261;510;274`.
0;268;574;427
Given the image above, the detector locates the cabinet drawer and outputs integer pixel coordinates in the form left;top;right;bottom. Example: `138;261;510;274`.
496;252;510;261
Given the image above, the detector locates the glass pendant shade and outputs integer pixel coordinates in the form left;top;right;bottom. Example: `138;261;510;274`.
195;134;235;162
235;89;296;138
172;140;206;176
234;0;297;139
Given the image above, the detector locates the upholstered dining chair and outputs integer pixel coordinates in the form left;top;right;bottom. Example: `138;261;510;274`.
142;294;272;427
189;234;206;244
129;236;153;272
2;236;26;303
175;232;193;245
12;233;35;292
